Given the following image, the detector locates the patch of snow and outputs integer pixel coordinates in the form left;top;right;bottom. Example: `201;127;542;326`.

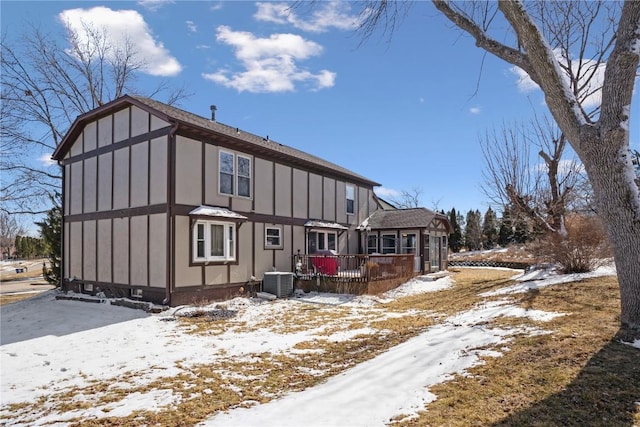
303;220;347;230
201;322;512;427
481;264;616;297
201;296;557;427
0;267;588;426
619;146;640;215
381;275;453;299
623;339;640;350
189;205;248;220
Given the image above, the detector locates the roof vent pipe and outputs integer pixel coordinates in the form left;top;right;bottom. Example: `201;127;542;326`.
210;105;217;121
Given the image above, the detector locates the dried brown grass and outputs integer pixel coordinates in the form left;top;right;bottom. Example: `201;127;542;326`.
394;276;640;427
4;269;638;427
0;292;39;305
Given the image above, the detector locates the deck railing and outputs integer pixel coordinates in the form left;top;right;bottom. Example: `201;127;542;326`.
292;253;414;282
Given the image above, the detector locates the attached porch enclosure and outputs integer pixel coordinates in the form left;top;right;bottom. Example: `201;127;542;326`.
292;253;415;295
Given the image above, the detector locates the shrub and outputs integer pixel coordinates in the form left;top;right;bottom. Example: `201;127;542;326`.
533;215;611;274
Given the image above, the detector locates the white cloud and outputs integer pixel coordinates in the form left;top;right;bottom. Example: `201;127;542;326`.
510;66;540;93
374;187;401;199
137;0;173;11
210;2;224;12
533;158;585;176
202;26;335;93
254;1;360;33
58;7;182;77
510;51;605;109
186;20;197;33
469;106;481;115
38;153;57;167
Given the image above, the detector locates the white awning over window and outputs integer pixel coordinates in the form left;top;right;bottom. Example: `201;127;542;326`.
189;206;248;221
304;220;348;230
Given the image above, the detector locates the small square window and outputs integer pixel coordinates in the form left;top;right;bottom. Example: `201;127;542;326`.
265;226;282;249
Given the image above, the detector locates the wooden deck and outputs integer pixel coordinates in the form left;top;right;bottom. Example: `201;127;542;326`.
292;254;415;295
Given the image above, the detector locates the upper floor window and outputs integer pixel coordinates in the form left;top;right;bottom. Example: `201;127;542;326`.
346;184;355;215
193;220;236;262
219;151;251;198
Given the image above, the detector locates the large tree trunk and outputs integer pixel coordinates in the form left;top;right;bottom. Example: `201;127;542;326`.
429;0;640;336
582;134;640;333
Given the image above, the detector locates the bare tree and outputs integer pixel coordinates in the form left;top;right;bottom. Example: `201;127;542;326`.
389;186;423;209
353;0;640;335
0;212;25;259
481;116;584;235
1;23;189;216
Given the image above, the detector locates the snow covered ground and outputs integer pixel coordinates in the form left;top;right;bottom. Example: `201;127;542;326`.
1;267;637;426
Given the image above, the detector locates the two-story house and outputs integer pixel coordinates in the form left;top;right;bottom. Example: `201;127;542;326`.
52;95;449;305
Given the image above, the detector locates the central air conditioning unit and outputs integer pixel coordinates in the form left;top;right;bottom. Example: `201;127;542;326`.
262;272;294;298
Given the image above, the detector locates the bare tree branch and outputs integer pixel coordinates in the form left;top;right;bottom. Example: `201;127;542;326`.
1;22;190;217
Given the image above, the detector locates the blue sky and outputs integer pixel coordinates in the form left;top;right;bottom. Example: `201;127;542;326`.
3;0;639;217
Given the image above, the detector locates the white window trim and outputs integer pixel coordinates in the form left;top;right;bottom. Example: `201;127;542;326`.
265;226;283;249
219;150;252;199
346;184;355;215
193;219;236;263
308;229;338;253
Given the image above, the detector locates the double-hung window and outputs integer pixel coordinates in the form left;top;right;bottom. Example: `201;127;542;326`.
346;184;355;215
193;220;236;262
219;151;251;198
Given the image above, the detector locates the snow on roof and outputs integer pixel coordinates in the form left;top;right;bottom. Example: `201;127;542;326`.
303;220;348;230
356;215;371;231
189;206;248;220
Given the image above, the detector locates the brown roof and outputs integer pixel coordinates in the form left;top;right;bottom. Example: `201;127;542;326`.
358;208;451;232
53;95;380;187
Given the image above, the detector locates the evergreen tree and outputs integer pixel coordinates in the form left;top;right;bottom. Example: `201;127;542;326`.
498;205;533;246
13;235;45;259
512;211;531;244
36;195;62;286
464;210;483;251
498;206;514;246
447;208;463;253
482;207;499;249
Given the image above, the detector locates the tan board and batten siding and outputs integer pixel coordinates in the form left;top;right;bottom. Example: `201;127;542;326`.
56;96;380;305
171;133;375;288
63;105;170;302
